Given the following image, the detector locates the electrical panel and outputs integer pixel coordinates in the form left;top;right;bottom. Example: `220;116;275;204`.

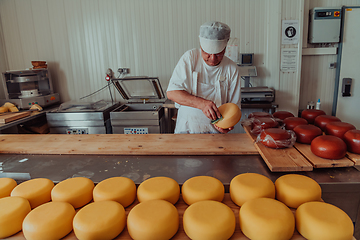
308;7;341;43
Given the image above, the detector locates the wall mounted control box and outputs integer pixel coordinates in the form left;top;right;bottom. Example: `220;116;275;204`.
308;7;341;43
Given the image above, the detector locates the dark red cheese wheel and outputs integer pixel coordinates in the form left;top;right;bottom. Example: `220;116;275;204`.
314;115;341;131
251;117;279;135
301;109;326;124
272;111;294;120
311;135;347;159
248;112;272;119
325;122;356;139
283;117;308;130
259;128;292;149
343;130;360;154
293;125;323;144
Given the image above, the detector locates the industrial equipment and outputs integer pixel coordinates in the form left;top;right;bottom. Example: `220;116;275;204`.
308;7;341;43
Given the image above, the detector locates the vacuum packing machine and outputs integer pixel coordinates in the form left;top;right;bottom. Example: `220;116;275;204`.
110;76;166;134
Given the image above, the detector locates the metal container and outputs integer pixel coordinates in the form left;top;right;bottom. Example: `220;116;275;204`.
46;100;120;134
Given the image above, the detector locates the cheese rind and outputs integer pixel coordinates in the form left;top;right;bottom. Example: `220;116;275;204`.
296;201;354;240
0;196;31;238
51;177;94;208
137;176;180;204
73;201;126;240
127;199;179;240
0;178;17;198
215;103;242;129
22;201;75;240
230;173;275;206
11;178;54;208
182;176;224;205
239;198;295;240
275;174;321;208
93;177;136;207
183;200;236;240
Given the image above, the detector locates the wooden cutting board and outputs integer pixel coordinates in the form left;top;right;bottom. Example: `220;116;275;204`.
347;152;360;165
0;111;30;124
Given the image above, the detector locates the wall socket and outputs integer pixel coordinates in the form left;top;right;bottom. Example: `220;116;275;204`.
118;68;130;74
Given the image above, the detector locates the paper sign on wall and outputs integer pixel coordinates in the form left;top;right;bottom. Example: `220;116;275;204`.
281;48;298;72
282;20;299;44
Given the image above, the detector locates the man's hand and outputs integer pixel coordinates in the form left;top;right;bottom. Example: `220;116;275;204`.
213;124;233;133
201;100;221;120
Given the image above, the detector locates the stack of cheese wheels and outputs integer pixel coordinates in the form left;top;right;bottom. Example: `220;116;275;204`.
11;178;54;208
127;199;179;240
272;110;294;120
51;177;94;208
22;201;75;240
215;103;241;129
325;121;356;139
73;201;126;240
283;117;308;130
314;115;341;131
293;124;322;144
230;173;275;206
183;200;236;240
137;176;180;204
93;177;136;207
239;198;295;240
182;176;224;205
0;196;31;238
301;109;326;124
344;129;360;154
0;178;17;198
275;174;322;208
311;135;347;159
259;128;294;149
251;117;279;135
296;201;354;240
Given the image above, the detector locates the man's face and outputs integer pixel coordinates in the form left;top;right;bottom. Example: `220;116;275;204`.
201;47;226;66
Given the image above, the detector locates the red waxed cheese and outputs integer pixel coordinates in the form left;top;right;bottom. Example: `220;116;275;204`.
259;128;293;149
325;122;356;139
283;117;308;130
293;125;323;144
248;112;272;119
272;111;295;120
251;117;279;135
301;109;326;124
314;115;341;131
311;135;347;159
343;130;360;154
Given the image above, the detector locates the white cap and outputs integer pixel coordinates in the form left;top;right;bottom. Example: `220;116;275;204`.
199;21;231;54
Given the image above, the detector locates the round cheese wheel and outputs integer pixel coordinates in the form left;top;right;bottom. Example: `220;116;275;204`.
182;176;224;205
259;128;293;149
325;121;356;139
314;115;341;131
248;111;272;118
251;117;279;135
93;177;136;207
230;173;275;206
239;198;295;240
22;201;75;240
127;199;179;240
51;177;94;208
73;201;126;240
137;176;180;204
0;106;8;113
275;174;321;208
301;109;326;124
215;103;241;129
11;178;54;208
183;200;235;240
283;117;308;130
0;178;17;198
293;124;323;144
272;111;294;120
296;202;354;240
311;135;347;159
0;196;31;238
344;129;360;154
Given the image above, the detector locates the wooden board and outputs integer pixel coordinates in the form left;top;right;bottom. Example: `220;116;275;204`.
294;143;355;168
243;125;257;142
347;152;360;165
0;111;30;124
0;134;258;156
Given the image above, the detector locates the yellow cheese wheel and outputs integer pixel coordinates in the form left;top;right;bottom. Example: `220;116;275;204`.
275;174;321;208
296;201;354;240
127;199;179;240
0;196;31;238
0;106;8;113
215;103;242;129
8;106;19;112
0;178;17;198
3;102;15;108
11;178;54;208
73;200;126;240
93;177;136;207
137;176;180;204
239;198;295;240
182;176;224;205
51;177;94;208
183;200;236;240
22;201;75;240
230;173;275;206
